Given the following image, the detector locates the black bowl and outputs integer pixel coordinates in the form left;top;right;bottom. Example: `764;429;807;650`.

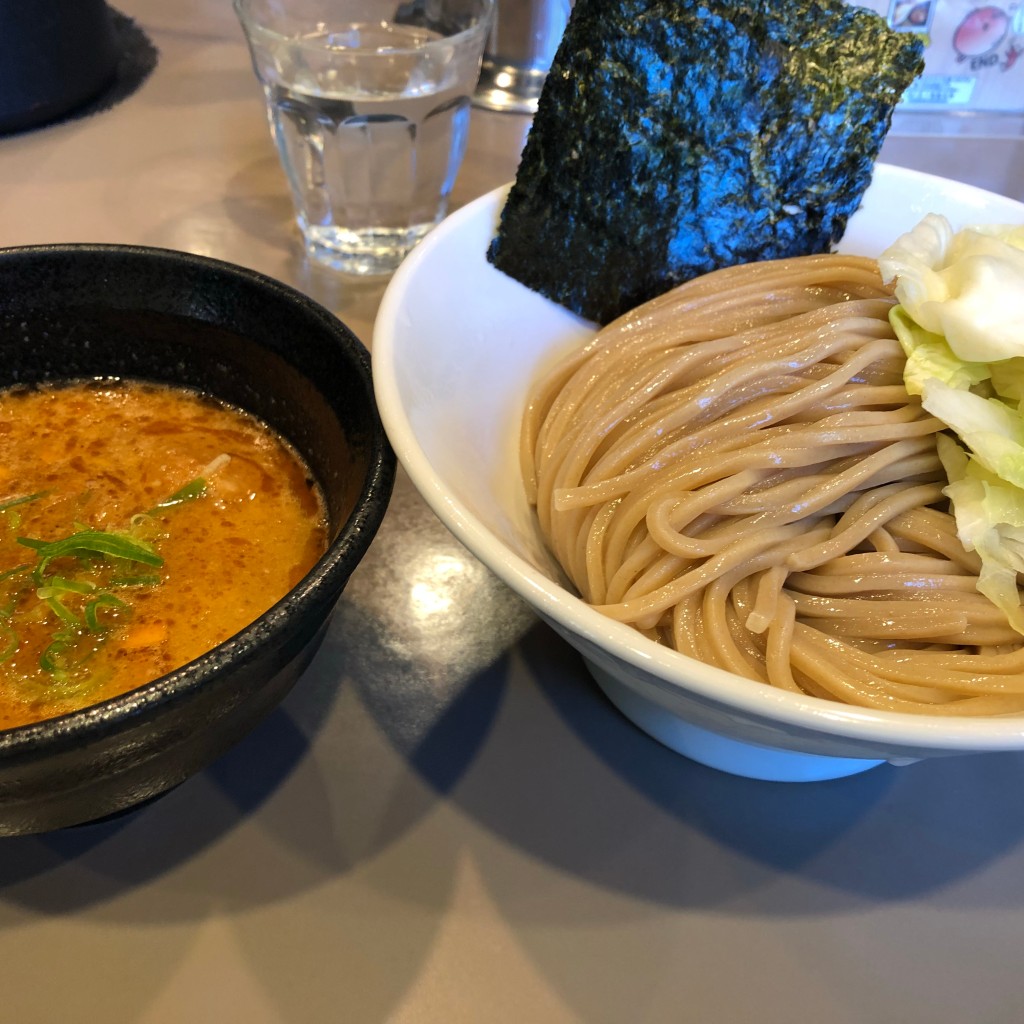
0;0;118;134
0;244;396;835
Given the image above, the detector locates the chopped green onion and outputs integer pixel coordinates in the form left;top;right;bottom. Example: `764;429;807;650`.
44;595;81;627
0;593;18;618
18;530;164;573
85;593;127;632
0;491;48;514
4;476;198;682
150;477;207;511
39;633;72;679
0;563;30;583
36;577;97;598
0;621;17;664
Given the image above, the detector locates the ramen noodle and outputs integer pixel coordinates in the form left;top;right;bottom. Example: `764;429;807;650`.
522;253;1024;716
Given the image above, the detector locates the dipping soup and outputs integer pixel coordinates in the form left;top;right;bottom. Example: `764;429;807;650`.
0;379;329;728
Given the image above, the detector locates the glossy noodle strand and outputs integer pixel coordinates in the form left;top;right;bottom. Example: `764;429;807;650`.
522;254;1024;716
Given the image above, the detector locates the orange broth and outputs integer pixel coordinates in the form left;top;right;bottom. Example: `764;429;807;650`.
0;380;329;729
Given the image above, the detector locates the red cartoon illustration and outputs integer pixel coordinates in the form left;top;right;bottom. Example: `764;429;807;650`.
953;5;1010;57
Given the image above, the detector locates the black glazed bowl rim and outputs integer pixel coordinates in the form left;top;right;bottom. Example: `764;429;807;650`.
0;242;396;761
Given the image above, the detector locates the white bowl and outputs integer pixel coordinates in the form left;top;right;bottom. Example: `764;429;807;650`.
373;165;1024;782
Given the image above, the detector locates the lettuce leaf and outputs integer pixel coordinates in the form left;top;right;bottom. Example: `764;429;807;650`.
880;214;1024;363
888;306;988;396
988;357;1024;408
920;379;1024;489
880;214;1024;635
937;435;1024;635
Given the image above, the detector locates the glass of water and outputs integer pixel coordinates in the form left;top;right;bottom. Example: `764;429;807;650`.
235;0;495;275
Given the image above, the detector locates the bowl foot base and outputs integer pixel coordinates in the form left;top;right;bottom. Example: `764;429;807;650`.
585;660;884;783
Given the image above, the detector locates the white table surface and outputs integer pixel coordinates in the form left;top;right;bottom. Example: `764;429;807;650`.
1;3;1024;1022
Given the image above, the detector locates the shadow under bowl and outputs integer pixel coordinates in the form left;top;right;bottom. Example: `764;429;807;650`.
0;243;396;835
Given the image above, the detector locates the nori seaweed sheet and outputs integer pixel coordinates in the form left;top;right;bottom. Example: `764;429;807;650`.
486;0;925;325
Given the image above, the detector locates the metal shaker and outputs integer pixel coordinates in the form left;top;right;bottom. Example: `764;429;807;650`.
473;0;573;112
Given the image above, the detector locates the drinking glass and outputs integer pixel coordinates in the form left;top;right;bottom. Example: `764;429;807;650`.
235;0;495;275
474;0;571;113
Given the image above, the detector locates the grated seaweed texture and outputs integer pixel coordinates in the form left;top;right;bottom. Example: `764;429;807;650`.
487;0;925;324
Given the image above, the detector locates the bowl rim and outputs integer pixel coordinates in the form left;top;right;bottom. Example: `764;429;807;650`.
0;241;396;755
373;170;1024;753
